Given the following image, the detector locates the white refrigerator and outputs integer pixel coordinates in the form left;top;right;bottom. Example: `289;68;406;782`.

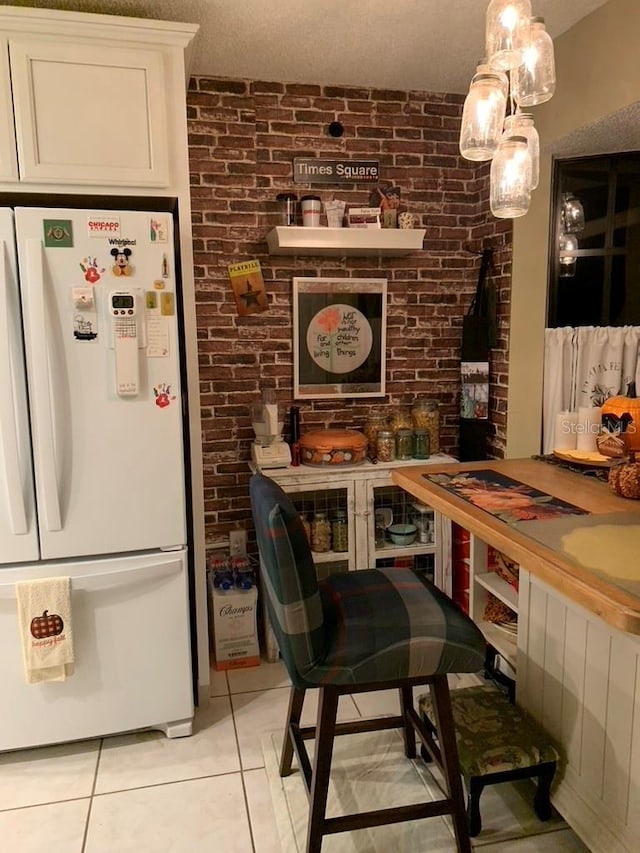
0;206;193;751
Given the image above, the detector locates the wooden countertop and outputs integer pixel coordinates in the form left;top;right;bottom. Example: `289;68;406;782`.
392;458;640;635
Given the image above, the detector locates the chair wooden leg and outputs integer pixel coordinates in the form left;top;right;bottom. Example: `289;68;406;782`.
306;687;339;853
280;686;305;777
429;676;472;853
399;686;416;758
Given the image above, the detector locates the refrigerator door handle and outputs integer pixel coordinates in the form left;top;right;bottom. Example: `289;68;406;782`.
0;558;183;598
25;238;62;532
0;240;28;534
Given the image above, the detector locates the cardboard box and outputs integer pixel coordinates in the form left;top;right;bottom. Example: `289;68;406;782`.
208;573;260;671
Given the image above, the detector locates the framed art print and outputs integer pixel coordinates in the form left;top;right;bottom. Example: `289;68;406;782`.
293;277;387;400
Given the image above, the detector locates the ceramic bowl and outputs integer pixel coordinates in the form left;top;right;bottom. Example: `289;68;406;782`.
387;523;417;546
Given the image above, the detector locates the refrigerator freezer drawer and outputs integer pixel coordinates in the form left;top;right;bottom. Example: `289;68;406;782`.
0;550;193;751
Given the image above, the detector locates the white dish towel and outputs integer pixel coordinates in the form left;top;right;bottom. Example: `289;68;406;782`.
16;577;75;684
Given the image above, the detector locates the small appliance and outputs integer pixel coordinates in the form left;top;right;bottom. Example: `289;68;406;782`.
250;390;291;468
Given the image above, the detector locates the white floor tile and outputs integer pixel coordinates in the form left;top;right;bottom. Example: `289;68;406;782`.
243;767;283;853
481;827;590;851
0;798;90;853
85;774;252;853
227;658;290;693
232;686;360;770
0;739;99;810
208;665;229;697
94;696;239;794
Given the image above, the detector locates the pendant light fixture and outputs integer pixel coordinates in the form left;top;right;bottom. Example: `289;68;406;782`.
490;135;532;218
460;1;556;219
486;0;532;71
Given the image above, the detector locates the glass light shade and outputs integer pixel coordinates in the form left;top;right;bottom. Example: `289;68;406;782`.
559;232;578;258
475;58;509;95
562;193;585;233
486;0;532;71
503;113;539;189
459;72;508;161
559;232;578;277
512;17;556;106
490;135;532;218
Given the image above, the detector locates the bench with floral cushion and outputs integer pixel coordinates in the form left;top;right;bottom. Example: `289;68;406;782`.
418;684;559;836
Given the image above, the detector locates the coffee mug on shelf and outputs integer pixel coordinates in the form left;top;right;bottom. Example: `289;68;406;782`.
301;195;322;227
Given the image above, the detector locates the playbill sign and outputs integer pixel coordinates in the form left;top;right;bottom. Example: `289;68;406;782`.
293;158;380;184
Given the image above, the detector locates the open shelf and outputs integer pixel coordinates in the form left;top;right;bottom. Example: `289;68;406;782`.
266;226;426;256
475;573;519;613
479;620;518;670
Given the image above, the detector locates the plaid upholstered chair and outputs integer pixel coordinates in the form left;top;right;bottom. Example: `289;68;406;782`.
250;472;486;853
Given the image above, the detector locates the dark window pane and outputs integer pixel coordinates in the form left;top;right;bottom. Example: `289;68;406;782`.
554;256;604;327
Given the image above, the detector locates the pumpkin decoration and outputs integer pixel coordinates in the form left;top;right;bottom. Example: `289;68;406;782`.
608;452;640;499
30;610;64;639
601;382;640;452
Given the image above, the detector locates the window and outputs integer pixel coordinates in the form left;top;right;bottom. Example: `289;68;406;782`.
547;153;640;327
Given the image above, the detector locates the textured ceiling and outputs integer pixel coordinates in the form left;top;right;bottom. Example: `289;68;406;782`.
3;0;610;94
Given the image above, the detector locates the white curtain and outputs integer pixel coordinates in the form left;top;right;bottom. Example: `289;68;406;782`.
542;326;640;454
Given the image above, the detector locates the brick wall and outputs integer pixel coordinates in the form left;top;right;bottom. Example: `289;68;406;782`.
187;77;512;550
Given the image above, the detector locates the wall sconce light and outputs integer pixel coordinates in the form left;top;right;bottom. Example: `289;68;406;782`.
459;0;556;219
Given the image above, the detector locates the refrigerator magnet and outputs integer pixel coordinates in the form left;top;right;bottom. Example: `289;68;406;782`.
72;287;95;310
153;279;165;291
160;292;175;316
161;253;169;278
73;313;98;342
79;257;105;284
110;247;134;276
149;217;169;243
145;291;158;310
43;220;73;248
153;382;176;408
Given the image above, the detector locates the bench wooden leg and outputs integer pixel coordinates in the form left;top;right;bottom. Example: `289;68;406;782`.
468;777;484;837
533;762;556;822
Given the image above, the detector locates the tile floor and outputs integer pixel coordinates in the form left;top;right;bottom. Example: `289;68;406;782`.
0;660;589;852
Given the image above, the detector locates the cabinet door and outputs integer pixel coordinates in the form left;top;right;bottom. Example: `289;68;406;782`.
0;40;18;181
275;478;357;575
361;479;437;579
9;39;169;186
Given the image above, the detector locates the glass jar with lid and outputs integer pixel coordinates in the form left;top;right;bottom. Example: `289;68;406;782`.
412;428;430;459
311;512;331;552
396;428;413;460
363;412;388;459
411;400;440;454
331;511;348;552
388;408;412;433
376;430;395;462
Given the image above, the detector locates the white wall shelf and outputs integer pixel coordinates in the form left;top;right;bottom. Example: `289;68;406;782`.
266;226;426;256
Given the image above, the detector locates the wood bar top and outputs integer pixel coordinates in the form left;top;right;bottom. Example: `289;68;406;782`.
392;459;640;636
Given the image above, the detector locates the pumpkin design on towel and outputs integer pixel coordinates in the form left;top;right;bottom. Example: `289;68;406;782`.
30;610;64;639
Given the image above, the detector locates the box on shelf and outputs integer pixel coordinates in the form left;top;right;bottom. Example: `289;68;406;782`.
347;206;381;228
207;572;260;671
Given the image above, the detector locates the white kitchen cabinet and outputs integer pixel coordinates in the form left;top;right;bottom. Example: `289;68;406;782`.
0;8;197;190
263;456;455;583
0;41;17;181
9;39;169;187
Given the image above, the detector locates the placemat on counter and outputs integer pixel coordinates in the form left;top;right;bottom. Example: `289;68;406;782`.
423;469;589;524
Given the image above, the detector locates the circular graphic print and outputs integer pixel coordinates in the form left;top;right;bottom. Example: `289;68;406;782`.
306;304;373;374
